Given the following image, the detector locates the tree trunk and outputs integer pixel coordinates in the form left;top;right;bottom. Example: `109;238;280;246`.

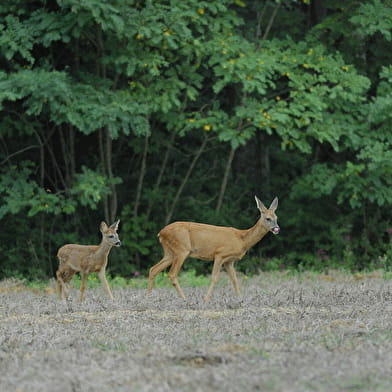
105;129;118;223
310;0;325;25
216;147;236;213
68;125;76;180
98;130;108;223
165;136;209;225
59;125;76;190
258;133;271;197
95;26;117;223
146;130;176;220
262;2;281;41
134;134;149;217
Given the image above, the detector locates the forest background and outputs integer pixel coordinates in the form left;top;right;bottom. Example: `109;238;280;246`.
0;0;391;281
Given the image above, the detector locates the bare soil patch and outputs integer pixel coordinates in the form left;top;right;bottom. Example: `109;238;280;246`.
1;271;392;391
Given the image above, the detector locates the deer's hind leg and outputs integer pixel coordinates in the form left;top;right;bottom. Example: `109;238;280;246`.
147;255;174;292
224;261;240;296
56;267;76;299
167;250;189;300
149;231;191;299
204;257;224;303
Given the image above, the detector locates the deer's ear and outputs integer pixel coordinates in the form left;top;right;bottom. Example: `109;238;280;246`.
255;195;267;212
110;220;120;231
269;197;278;212
100;221;108;232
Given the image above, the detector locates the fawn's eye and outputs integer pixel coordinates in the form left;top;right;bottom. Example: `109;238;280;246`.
108;235;115;238
266;218;271;222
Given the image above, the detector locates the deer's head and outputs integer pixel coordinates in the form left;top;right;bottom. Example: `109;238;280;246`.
255;196;280;235
100;220;121;246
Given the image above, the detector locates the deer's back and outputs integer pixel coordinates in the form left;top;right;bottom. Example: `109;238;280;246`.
159;221;245;259
57;244;99;261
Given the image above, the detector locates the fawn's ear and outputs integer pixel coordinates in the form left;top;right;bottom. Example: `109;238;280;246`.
100;221;108;232
255;195;267;212
110;220;120;231
269;197;278;212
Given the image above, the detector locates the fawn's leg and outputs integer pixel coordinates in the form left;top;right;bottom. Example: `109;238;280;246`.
56;269;75;299
56;270;64;300
98;268;114;300
79;271;88;302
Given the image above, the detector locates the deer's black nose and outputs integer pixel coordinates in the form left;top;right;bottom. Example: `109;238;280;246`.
115;241;121;246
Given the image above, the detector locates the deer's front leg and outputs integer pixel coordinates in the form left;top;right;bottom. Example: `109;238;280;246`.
99;268;114;300
79;271;88;302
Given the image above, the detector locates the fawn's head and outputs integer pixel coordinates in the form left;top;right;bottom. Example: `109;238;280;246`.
100;220;121;246
255;196;280;235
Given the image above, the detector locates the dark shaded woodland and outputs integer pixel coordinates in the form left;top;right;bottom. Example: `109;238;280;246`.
0;0;391;279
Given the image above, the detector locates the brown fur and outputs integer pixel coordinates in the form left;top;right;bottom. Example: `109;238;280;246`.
148;196;279;302
56;221;121;302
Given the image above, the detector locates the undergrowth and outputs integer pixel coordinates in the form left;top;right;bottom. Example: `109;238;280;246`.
22;269;211;291
6;250;392;292
16;267;392;293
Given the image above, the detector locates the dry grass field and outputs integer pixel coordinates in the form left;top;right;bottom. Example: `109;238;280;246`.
1;271;392;392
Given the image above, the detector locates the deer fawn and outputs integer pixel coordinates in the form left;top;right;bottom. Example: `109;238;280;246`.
56;221;121;302
148;196;279;302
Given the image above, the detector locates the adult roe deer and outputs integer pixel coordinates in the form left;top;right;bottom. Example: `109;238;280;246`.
147;196;279;302
56;220;121;302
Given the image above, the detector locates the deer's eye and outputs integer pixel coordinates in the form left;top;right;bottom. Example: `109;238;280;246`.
108;235;115;238
266;218;271;222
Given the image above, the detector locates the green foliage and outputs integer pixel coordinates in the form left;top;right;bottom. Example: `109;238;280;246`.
0;162;76;218
290;62;392;210
69;269;210;290
0;0;391;280
350;0;392;41
0;70;150;136
0;15;35;63
0;162;120;218
71;166;121;209
120;209;158;257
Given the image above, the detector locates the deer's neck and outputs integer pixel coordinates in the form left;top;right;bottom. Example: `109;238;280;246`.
242;219;268;250
95;240;112;259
